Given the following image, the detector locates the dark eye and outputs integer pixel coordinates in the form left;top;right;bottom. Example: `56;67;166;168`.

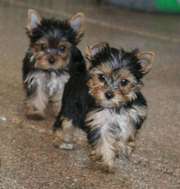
59;45;66;53
41;43;47;50
120;79;129;86
98;74;106;82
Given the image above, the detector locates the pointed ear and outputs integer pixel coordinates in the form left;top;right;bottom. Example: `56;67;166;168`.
85;42;109;61
137;51;155;74
26;9;42;33
68;12;85;42
85;42;109;70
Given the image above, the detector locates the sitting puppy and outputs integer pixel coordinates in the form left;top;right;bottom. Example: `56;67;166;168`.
22;9;85;119
53;42;155;171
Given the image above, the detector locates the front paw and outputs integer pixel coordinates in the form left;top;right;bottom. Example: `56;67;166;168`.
90;150;115;173
118;141;135;159
53;138;74;151
59;143;74;150
53;126;74;150
25;103;45;120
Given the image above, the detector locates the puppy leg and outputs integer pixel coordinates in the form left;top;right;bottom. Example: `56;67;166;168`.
51;101;61;117
89;127;116;172
49;93;62;117
25;85;48;120
117;123;136;159
116;140;135;159
53;117;74;150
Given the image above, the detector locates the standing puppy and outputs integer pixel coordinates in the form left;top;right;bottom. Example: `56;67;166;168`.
53;42;155;172
23;9;85;119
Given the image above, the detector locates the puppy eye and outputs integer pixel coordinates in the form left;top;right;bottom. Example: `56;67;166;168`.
120;79;129;86
41;43;47;50
59;45;66;53
98;74;106;82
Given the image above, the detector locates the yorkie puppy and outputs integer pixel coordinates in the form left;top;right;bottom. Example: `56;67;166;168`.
53;42;155;171
22;9;85;119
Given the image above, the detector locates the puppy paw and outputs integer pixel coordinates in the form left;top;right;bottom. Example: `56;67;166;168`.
122;142;135;159
53;130;74;150
90;150;115;173
102;162;115;173
90;150;102;161
25;104;45;120
59;143;74;150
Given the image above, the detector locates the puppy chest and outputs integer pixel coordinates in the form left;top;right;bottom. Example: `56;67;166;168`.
46;72;70;96
86;108;134;141
26;71;69;97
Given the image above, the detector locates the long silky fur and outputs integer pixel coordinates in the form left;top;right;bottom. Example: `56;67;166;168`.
53;44;150;171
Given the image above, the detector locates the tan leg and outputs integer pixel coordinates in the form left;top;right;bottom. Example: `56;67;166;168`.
25;87;48;120
90;134;116;172
51;101;61;117
54;118;74;150
116;140;135;160
49;92;63;117
116;131;136;159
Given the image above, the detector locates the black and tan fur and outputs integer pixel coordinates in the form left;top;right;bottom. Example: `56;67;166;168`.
23;9;85;119
53;42;155;171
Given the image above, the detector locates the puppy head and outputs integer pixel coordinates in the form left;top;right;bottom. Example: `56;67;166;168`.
85;42;155;108
26;9;85;70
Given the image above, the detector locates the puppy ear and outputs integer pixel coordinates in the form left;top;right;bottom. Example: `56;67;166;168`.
137;51;155;74
85;42;109;70
68;12;85;42
85;42;109;61
26;9;42;32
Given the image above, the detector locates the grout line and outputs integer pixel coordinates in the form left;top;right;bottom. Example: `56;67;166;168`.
2;0;180;44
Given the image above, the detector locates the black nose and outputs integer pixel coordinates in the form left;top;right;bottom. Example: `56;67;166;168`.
48;56;55;64
105;91;114;99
